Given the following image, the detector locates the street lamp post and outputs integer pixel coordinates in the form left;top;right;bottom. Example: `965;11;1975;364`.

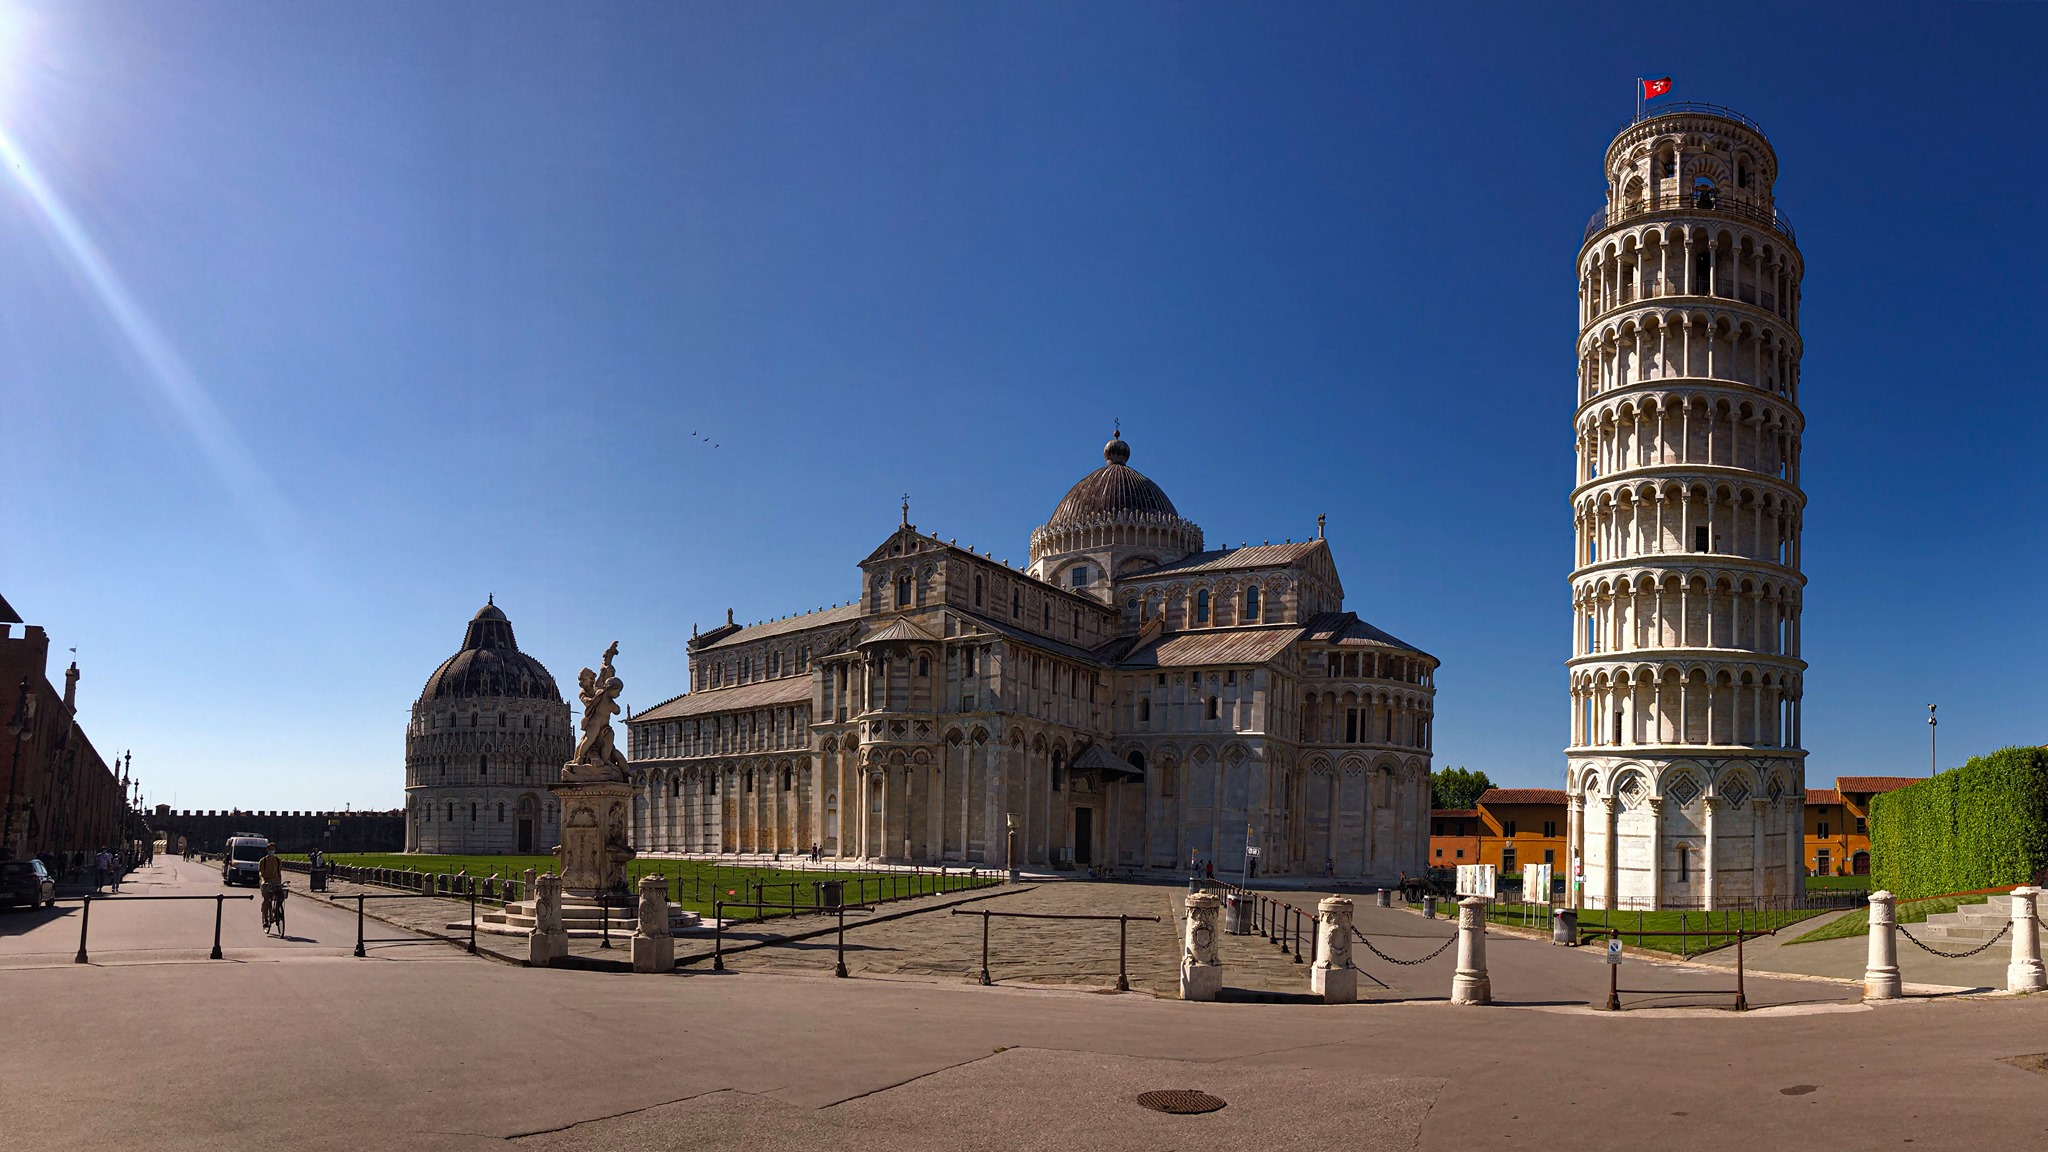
1928;704;1938;776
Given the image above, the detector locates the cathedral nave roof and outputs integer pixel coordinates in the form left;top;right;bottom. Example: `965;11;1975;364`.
690;603;863;652
631;674;813;722
1122;540;1324;579
1117;624;1304;670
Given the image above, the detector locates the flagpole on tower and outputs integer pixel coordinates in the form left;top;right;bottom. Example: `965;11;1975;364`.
1636;77;1643;121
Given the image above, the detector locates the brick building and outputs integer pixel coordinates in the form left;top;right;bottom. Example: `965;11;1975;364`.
0;593;128;863
1804;775;1915;877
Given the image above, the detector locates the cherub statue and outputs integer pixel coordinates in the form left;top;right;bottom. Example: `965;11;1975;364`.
563;642;630;782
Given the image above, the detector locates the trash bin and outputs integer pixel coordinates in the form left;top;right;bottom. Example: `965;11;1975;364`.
1423;895;1438;919
309;867;327;893
1552;908;1577;945
1224;893;1252;935
1376;889;1391;908
818;880;844;910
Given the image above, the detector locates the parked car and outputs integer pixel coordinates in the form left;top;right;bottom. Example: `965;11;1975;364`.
221;836;272;886
0;859;57;909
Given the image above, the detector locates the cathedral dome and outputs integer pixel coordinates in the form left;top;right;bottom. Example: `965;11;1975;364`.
1044;432;1182;529
1029;431;1204;579
420;598;564;702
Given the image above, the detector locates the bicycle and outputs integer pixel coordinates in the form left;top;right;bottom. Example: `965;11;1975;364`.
261;882;289;937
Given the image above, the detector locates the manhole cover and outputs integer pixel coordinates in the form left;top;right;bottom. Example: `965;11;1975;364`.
1136;1090;1226;1115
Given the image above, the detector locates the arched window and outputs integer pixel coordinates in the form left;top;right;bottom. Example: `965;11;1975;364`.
479;753;489;776
782;768;793;792
470;802;478;822
1206;696;1220;720
896;574;912;608
446;802;454;822
1195;589;1211;626
470;711;478;728
1051;750;1065;792
1138;698;1151;722
497;802;506;822
1012;588;1021;619
1043;604;1051;630
917;655;930;678
974;574;984;607
1244;586;1260;622
497;711;506;728
1677;844;1691;883
1127;749;1146;771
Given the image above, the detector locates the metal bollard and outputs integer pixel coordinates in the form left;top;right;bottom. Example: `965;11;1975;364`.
211;893;225;960
834;903;848;978
1117;915;1131;993
1864;890;1901;1000
354;895;366;958
74;894;92;964
978;909;992;986
2010;886;2045;994
1450;897;1490;1005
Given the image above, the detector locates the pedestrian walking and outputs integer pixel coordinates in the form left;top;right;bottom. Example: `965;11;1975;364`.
93;847;111;892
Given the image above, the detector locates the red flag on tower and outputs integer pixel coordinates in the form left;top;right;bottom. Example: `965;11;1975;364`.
1642;77;1673;100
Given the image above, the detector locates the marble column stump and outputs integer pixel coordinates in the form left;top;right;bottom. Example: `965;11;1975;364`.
1451;896;1491;1005
549;779;636;898
632;873;675;974
1181;891;1222;1002
2008;886;2044;994
1310;896;1357;1004
1864;889;1901;1000
528;873;568;967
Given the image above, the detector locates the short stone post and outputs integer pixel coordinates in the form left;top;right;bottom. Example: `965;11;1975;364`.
523;869;536;904
528;873;568;967
2009;886;2044;994
1450;897;1491;1005
420;872;432;895
632;873;675;974
1180;891;1222;1002
1864;889;1901;1000
1310;897;1357;1004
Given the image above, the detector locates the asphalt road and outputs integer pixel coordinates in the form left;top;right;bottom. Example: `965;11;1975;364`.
6;859;2048;1151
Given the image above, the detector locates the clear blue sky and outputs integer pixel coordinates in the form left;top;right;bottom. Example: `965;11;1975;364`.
3;2;2042;811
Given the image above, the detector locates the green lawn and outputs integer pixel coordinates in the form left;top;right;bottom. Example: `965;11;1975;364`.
1806;875;1872;892
1788;893;1990;945
285;852;995;920
1483;902;1825;956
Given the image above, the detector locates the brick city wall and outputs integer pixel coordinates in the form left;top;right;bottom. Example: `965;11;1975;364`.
150;808;406;854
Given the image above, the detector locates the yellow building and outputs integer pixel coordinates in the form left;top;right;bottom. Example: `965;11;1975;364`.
1804;776;1915;877
1426;789;1569;883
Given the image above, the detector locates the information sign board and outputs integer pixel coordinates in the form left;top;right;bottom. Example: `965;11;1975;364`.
1455;863;1497;900
1523;863;1553;906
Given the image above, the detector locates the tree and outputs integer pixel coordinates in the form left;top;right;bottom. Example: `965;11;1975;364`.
1430;766;1494;811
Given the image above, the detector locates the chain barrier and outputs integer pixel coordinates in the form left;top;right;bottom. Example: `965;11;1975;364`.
1898;920;2010;959
1351;927;1457;967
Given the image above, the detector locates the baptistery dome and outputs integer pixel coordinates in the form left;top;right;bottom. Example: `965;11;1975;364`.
404;598;572;854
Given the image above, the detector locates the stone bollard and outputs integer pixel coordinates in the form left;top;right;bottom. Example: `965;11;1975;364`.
523;869;536;904
420;872;432;895
2009;886;2045;994
1180;891;1222;1002
1450;897;1491;1005
528;874;568;967
1864;889;1901;1000
484;874;499;901
1311;897;1357;1004
632;874;675;974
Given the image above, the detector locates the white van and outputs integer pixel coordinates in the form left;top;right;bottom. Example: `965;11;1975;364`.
221;836;272;886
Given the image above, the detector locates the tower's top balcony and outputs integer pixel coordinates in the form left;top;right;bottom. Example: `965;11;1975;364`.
1582;187;1796;246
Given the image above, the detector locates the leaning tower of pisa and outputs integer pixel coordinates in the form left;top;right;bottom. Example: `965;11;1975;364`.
1564;103;1807;911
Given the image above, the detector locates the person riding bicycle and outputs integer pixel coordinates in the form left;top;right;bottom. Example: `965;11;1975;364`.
258;848;287;930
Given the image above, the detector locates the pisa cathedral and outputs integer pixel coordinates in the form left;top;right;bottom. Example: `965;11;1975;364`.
1565;103;1808;909
623;432;1437;879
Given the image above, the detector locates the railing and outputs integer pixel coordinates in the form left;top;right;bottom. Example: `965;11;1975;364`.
1578;924;1762;1011
69;892;254;963
950;909;1161;991
1616;101;1770;140
1584;189;1796;245
713;899;875;977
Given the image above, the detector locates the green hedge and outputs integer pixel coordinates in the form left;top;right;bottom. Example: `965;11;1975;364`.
1870;746;2048;898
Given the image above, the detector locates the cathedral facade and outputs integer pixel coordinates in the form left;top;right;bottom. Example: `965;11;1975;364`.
624;433;1436;880
404;600;572;854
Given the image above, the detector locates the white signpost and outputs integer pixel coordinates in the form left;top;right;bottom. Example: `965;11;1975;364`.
1455;863;1497;900
1523;863;1553;906
1607;937;1623;965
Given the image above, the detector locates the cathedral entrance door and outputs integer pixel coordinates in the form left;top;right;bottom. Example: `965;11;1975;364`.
1073;808;1093;865
517;818;534;854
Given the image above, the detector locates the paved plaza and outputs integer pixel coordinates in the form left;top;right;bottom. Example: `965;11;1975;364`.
8;858;2048;1151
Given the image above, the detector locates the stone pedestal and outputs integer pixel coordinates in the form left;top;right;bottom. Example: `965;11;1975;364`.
632;873;675;974
1864;889;1901;1000
548;778;636;897
1181;891;1222;1002
527;873;568;967
1450;897;1491;1005
2009;886;2044;994
1310;897;1357;1004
